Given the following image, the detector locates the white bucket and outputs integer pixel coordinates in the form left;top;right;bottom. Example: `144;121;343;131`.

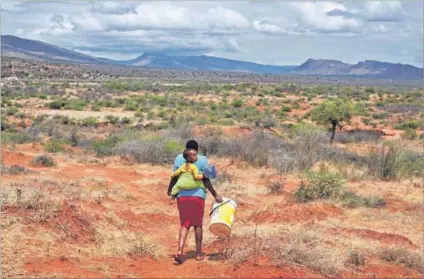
208;198;237;237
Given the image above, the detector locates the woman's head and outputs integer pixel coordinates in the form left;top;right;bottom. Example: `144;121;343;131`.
183;148;198;163
185;140;199;152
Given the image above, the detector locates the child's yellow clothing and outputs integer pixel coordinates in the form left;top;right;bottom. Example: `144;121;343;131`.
171;163;205;196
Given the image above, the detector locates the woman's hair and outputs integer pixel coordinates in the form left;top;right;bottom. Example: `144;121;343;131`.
185;140;199;152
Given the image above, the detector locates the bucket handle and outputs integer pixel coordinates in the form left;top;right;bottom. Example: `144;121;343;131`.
209;200;230;216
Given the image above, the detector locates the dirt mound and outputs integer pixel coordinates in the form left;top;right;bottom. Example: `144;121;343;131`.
2;150;33;167
116;210;175;230
331;228;415;248
247;203;344;224
51;203;95;244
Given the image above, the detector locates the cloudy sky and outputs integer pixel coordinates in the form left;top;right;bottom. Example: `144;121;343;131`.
1;1;423;66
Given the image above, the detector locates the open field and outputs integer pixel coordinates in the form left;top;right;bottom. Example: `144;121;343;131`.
1;74;423;278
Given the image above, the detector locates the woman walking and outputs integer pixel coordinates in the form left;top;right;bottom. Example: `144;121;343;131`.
167;140;223;263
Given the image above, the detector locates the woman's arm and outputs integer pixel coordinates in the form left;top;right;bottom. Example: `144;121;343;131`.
167;176;178;196
203;177;223;203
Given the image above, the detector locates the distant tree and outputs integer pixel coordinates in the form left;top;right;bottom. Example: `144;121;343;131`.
311;99;354;144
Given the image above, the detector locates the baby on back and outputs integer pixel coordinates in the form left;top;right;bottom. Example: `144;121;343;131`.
170;148;206;201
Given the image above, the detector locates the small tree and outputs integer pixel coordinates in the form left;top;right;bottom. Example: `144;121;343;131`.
311;99;353;144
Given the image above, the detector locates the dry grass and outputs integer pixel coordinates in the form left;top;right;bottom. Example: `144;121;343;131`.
95;230;163;260
218;223;346;275
266;180;284;194
344;250;366;266
271;225;345;276
378;247;423;271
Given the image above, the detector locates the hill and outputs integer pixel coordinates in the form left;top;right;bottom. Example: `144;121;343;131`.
1;35;422;79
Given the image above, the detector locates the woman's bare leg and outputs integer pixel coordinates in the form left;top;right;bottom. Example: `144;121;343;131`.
177;226;189;256
194;226;204;260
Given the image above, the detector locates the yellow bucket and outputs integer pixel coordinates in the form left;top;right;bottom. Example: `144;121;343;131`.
209;198;237;237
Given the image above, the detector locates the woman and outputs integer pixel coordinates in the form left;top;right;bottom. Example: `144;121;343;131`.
167;140;223;263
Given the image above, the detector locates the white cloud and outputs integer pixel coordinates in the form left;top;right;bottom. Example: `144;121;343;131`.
70;2;250;33
1;0;422;66
364;1;404;22
372;23;388;33
252;18;299;35
91;1;134;14
289;1;364;34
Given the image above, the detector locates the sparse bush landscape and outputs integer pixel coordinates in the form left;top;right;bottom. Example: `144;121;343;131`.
1;58;423;278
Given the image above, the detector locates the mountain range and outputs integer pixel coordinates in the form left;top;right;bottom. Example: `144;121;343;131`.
1;35;422;79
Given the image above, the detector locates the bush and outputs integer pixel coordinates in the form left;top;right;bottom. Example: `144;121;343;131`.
231;99;244;108
401;128;418;140
333;130;383;144
2;131;41;145
366;143;401;181
217;119;234;126
92;135;121;158
395;120;421;130
31;154;55;167
81;117;99;127
372;112;389;119
44;138;65;153
105;115;120;125
48;100;67;110
345;251;365;266
64;99;86;111
68;127;79;147
267;181;284;194
339;191;385;208
378;247;422;271
294;170;344;203
6;106;18;115
115;139;178;165
1;164;27;175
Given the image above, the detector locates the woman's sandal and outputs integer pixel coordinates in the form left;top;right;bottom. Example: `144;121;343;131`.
174;253;185;264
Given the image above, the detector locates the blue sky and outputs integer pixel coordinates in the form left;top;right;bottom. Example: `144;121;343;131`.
1;1;423;66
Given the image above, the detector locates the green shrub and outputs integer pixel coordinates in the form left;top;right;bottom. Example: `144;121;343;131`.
339;191;385;208
124;99;138;111
48;100;67;110
44;138;65;153
64;99;86;111
2;131;40;145
232;99;244;108
6;106;18;115
281;106;292;112
295;169;384;207
401;128;418;140
372;112;389;119
91;104;101;111
217;119;234;126
294;170;344;203
92;135;121;158
365;143;423;180
120;117;133;125
81;117;99;127
395;120;421;130
31;154;55;167
105;115;120;125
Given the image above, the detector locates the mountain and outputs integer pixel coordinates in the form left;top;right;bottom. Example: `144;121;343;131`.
120;53;296;73
1;35;111;64
1;35;422;79
292;58;422;80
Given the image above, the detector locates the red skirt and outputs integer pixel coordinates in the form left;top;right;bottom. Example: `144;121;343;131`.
177;197;205;228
